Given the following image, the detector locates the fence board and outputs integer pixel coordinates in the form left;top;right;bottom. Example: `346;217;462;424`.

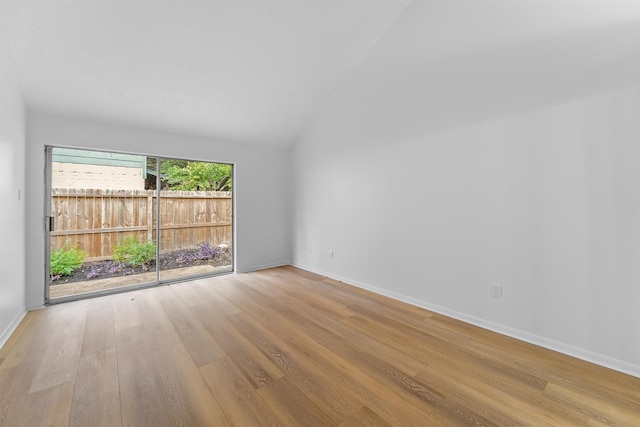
50;189;232;260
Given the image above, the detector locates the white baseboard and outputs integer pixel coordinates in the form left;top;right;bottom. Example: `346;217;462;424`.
238;260;292;274
291;263;640;379
0;309;28;351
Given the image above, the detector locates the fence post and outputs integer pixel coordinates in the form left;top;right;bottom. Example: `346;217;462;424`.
147;193;153;242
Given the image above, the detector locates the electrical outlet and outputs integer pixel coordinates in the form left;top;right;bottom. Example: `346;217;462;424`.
308;246;312;254
490;283;502;298
329;249;334;259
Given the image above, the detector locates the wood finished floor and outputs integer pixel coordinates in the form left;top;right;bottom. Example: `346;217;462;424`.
1;266;639;426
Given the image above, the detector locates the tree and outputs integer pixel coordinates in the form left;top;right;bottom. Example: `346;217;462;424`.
161;161;232;191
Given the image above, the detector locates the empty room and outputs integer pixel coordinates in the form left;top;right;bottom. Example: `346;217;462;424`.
1;0;639;425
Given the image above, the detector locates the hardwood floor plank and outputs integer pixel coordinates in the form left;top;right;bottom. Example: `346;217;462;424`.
234;281;539;425
233;274;429;377
544;382;640;426
339;406;394;427
79;298;115;356
159;297;224;366
213;277;286;327
115;325;173;427
429;312;640;400
28;336;83;394
167;280;210;308
135;292;181;350
344;309;547;394
69;348;121;427
256;376;336;426
421;355;588;425
0;313;31;362
152;343;230;426
311;272;435;319
112;292;143;332
416;364;563;426
19;381;74;427
237;270;356;319
231;311;442;426
270;322;442;426
28;302;88;394
274;270;389;312
230;290;503;425
200;358;284;427
192;305;284;389
227;313;362;424
348;303;470;348
1;266;639;425
1;309;59;370
195;277;257;317
341;314;440;366
0;361;39;426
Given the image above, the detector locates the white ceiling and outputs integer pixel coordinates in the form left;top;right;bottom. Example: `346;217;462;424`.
2;0;638;148
2;0;410;147
324;0;640;140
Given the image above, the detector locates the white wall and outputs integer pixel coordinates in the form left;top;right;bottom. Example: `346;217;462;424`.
0;14;27;346
291;5;640;375
26;113;291;307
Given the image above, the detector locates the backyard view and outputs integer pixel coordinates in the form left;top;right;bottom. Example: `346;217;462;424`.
48;148;233;299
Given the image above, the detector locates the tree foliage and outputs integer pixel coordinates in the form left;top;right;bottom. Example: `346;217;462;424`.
161;160;232;191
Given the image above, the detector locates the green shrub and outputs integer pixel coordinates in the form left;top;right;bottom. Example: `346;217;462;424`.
50;246;86;276
113;237;156;266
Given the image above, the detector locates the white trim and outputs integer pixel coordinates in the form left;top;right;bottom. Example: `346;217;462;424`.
0;309;28;350
292;263;640;379
238;260;292;274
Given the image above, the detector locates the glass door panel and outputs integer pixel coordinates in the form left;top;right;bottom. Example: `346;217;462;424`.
47;147;158;301
158;158;233;282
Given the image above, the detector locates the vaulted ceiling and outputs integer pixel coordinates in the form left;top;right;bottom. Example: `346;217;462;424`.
2;0;410;147
2;0;637;148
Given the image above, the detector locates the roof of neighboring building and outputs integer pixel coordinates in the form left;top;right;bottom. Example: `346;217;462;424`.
52;148;146;173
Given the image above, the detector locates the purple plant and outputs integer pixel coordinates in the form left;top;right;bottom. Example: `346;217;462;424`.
194;242;221;260
108;262;124;274
176;251;192;264
86;266;102;280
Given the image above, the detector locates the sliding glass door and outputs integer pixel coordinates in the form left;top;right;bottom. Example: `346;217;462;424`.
156;158;233;282
45;147;233;302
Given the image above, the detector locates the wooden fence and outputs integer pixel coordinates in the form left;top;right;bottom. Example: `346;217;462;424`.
51;189;232;260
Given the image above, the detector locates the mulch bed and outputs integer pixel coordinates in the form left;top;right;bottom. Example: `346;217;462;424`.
50;246;232;285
